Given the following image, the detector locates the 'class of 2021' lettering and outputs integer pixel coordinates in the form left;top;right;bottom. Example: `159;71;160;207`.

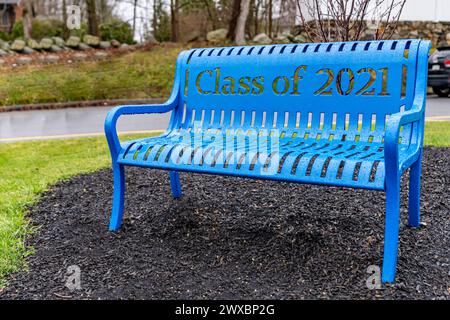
194;66;390;97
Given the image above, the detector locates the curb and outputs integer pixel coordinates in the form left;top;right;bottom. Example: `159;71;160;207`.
0;98;165;113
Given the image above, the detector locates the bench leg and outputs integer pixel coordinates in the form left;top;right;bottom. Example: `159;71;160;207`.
381;179;401;283
109;163;125;231
169;171;183;199
408;154;422;228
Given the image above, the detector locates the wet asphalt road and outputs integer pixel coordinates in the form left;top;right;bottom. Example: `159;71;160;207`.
0;96;449;142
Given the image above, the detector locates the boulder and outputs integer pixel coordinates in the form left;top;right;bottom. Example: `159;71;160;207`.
0;49;8;56
118;43;131;52
50;45;63;53
273;34;290;44
145;33;158;44
94;51;108;59
83;35;100;47
206;28;228;42
292;34;307;43
44;55;60;63
409;30;419;38
78;43;92;51
252;33;272;44
39;38;53;50
111;39;121;48
0;41;10;51
73;53;87;61
52;36;65;47
27;39;41;50
446;32;450;42
99;41;111;49
11;39;26;52
66;36;81;48
22;46;36;54
16;57;33;64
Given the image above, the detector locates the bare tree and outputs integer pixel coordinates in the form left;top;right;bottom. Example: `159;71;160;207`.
170;0;180;41
62;0;69;38
227;0;241;40
86;0;100;36
22;0;33;38
235;0;250;45
297;0;406;42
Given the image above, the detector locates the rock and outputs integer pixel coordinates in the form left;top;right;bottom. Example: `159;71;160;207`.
0;59;5;65
73;53;87;61
0;49;8;56
99;41;111;49
16;57;33;64
184;31;201;43
83;35;100;47
44;55;60;63
145;34;158;44
52;37;65;47
11;39;26;52
22;46;35;54
78;43;92;51
206;28;228;42
253;33;272;44
39;38;53;50
446;32;450;41
111;39;121;48
0;41;10;51
94;51;108;59
27;39;41;50
273;34;290;44
66;36;81;48
292;34;307;43
118;43;131;52
409;30;419;38
50;45;62;53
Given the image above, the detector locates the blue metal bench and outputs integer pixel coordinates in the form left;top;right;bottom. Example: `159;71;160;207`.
105;39;430;283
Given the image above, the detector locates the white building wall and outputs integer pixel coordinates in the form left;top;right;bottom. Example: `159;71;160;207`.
297;0;450;22
401;0;450;22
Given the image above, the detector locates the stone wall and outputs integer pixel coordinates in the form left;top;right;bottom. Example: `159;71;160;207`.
375;21;450;47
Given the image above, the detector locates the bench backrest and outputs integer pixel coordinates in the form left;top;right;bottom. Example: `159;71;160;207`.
169;39;430;144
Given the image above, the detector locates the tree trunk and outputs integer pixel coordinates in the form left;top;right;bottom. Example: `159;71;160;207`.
100;0;109;23
152;0;158;37
235;0;250;45
268;0;272;37
170;0;180;42
203;0;218;30
227;0;241;40
62;0;69;39
133;0;138;35
86;0;99;36
22;0;32;39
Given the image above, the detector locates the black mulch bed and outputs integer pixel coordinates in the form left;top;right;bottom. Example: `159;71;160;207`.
1;147;449;300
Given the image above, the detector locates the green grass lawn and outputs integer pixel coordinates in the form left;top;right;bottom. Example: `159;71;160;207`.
0;45;182;106
0;122;449;287
0;133;150;287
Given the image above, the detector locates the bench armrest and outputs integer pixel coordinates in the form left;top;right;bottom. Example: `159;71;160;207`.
104;101;177;157
384;99;425;174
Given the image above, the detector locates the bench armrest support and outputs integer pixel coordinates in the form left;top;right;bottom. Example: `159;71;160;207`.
384;93;425;179
104;101;177;157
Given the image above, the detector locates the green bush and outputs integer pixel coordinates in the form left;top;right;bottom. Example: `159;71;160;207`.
31;19;64;39
100;19;134;44
10;20;24;40
69;22;88;39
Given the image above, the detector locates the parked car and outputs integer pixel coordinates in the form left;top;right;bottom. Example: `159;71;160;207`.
428;46;450;97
